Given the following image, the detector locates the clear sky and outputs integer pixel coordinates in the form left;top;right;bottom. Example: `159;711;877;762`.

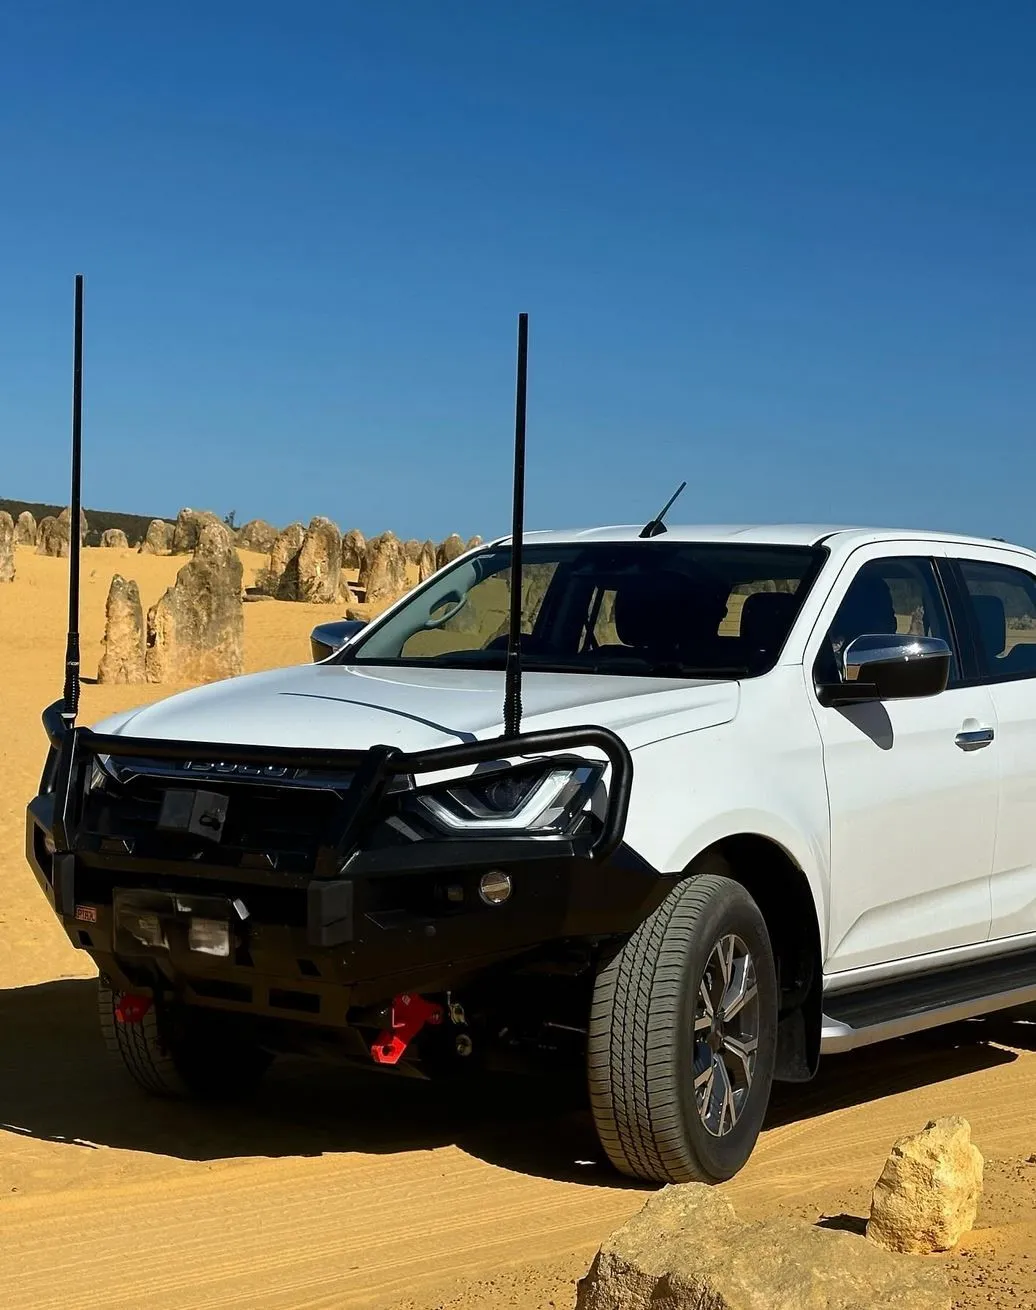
1;2;1034;544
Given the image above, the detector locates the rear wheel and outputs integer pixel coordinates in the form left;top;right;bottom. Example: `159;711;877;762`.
98;982;273;1100
588;861;778;1183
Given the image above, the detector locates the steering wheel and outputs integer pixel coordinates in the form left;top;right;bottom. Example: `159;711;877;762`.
423;591;468;630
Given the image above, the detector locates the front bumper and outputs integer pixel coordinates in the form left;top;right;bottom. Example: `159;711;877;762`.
27;705;662;1025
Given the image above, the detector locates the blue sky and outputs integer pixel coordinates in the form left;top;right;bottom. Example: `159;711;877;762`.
1;2;1034;543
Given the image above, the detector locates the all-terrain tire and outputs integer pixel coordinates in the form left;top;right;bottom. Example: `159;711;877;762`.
98;982;273;1100
588;859;778;1183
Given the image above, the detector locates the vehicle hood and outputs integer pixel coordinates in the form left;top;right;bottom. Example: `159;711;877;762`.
94;663;739;754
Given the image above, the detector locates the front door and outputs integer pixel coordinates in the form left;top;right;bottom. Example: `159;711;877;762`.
806;548;998;976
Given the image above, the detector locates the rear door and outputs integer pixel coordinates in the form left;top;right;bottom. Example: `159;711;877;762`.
805;545;998;975
947;549;1036;943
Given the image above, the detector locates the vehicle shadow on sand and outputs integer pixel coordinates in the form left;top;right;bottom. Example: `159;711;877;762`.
0;978;1026;1188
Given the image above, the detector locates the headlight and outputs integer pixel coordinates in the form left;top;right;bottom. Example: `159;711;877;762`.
85;755;116;795
412;761;604;836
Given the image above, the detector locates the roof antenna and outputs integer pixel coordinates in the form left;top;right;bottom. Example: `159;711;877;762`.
503;312;528;738
61;273;85;727
639;480;686;539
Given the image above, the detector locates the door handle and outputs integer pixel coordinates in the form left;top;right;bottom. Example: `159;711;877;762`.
955;727;995;751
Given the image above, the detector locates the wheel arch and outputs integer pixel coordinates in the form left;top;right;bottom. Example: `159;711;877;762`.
691;833;823;1083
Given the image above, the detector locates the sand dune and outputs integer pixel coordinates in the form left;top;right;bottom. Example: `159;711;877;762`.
1;545;1034;1308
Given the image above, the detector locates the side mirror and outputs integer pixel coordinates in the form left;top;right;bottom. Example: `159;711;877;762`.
817;633;951;706
310;618;367;662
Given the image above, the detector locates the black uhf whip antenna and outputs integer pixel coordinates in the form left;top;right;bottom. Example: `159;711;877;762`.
639;479;686;539
503;312;529;738
62;273;85;727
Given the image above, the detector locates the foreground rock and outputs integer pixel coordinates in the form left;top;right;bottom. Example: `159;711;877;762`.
577;1184;947;1310
98;575;146;684
36;515;69;557
193;519;234;556
296;516;342;603
100;528;129;549
146;535;243;683
436;533;466;570
0;511;14;582
236;518;279;553
868;1117;983;1255
141;519;174;554
171;507;224;553
14;510;37;546
264;522;306;599
341;528;366;571
360;534;408;606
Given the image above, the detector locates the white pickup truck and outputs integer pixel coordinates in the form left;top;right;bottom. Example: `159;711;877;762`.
27;523;1036;1184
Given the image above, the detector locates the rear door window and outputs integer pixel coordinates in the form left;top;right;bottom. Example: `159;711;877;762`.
956;559;1036;681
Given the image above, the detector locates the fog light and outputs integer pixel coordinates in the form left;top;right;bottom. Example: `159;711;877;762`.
122;910;167;950
188;917;231;957
478;870;512;906
42;831;57;856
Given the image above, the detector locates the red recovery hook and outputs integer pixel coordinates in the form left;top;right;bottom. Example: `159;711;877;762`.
371;993;443;1065
114;994;153;1024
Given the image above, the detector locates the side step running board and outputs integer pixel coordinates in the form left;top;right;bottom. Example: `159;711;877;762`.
821;946;1036;1054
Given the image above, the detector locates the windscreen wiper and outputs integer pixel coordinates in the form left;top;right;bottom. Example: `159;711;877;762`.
576;658;751;679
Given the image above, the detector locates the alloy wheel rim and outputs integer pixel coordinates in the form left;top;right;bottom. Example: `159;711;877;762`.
691;933;760;1138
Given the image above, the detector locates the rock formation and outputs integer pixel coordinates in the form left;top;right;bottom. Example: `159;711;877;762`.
14;511;36;546
193;518;233;556
0;512;15;582
577;1183;948;1310
296;516;342;604
146;533;244;683
141;519;174;554
236;518;279;553
867;1117;984;1255
418;539;437;582
466;535;483;550
100;528;130;549
36;515;69;557
341;528;366;571
404;538;423;564
98;575;146;684
360;534;408;606
265;522;306;599
436;533;466;570
58;506;88;543
171;507;225;553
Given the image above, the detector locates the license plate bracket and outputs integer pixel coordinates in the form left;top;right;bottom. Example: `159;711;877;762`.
157;788;229;841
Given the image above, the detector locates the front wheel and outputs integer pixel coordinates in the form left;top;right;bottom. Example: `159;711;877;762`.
98;982;273;1100
588;866;778;1183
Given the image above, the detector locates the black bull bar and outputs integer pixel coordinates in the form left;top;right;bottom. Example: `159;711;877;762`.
41;701;634;882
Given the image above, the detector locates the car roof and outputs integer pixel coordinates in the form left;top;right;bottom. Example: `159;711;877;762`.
488;523;1033;555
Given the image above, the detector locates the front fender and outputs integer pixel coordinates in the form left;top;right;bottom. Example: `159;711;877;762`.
621;674;832;957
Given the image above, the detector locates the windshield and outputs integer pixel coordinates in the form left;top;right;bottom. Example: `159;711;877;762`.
345;541;826;678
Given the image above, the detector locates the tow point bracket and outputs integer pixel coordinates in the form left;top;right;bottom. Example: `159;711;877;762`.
371;993;443;1065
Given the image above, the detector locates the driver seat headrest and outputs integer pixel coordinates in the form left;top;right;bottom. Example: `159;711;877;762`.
613;571;728;650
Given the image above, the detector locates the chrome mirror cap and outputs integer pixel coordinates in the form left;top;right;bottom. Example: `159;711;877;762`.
842;633;951;683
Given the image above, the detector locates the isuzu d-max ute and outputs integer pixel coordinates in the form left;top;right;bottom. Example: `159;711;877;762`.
26;523;1036;1183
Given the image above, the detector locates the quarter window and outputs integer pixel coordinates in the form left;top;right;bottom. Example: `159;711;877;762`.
957;559;1036;681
